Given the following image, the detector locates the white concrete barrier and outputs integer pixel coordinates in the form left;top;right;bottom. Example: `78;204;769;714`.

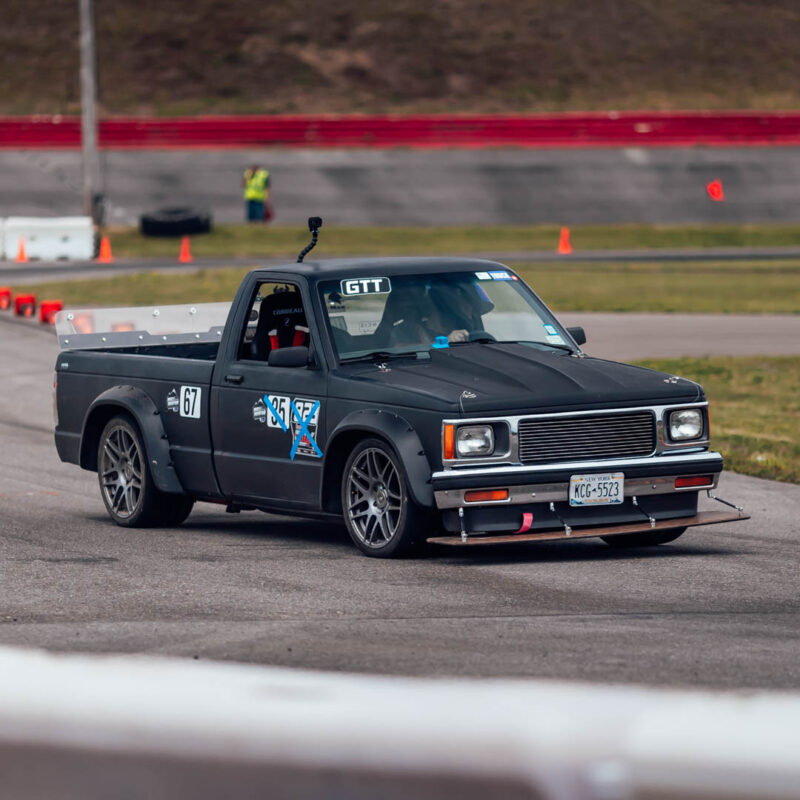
0;646;798;800
1;216;94;261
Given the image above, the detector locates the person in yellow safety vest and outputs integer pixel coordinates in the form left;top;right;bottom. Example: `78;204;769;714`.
242;164;271;223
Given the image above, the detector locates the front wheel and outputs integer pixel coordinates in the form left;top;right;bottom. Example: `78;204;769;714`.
98;415;193;528
601;527;687;548
341;438;425;558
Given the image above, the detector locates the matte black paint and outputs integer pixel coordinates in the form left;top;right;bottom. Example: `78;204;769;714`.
54;258;716;527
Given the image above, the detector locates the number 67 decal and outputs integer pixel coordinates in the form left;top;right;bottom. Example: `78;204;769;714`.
180;386;202;419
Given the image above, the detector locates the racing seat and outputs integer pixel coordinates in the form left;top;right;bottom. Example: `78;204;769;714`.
251;288;309;360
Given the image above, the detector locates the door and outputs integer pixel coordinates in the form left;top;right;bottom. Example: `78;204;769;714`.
211;278;327;508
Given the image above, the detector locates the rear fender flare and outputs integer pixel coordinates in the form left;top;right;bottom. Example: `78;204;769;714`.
322;410;434;511
79;385;185;495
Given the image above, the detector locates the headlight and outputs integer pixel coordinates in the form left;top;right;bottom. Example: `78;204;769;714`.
456;425;495;457
668;408;703;441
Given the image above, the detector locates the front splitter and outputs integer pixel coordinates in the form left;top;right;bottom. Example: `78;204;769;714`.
427;509;748;546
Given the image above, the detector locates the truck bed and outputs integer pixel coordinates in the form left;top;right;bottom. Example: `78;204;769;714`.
55;341;220;498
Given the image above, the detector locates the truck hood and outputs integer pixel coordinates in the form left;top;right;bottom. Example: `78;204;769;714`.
335;343;703;414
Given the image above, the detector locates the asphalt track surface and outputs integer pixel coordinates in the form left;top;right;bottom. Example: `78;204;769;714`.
1;314;798;689
3;146;800;225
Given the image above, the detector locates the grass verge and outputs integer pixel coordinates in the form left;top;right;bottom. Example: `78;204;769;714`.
510;260;800;313
105;223;800;259
634;357;800;484
16;258;800;313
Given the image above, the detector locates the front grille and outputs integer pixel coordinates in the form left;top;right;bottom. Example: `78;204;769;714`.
518;411;656;464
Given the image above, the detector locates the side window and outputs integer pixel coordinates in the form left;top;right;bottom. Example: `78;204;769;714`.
238;281;309;361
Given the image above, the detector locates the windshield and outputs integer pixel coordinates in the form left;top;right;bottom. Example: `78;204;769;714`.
319;269;572;361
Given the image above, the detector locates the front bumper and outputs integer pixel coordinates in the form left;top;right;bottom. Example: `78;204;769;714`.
432;451;724;498
430;451;748;542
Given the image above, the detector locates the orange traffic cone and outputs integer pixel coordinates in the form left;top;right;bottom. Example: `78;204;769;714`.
557;227;573;255
97;235;114;263
178;236;193;264
15;237;28;263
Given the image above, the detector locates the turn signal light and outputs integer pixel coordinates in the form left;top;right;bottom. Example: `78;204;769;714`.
464;489;509;503
443;424;455;460
675;475;713;489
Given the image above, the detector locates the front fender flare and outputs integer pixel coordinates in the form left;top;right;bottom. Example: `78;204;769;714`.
80;385;185;495
325;409;434;509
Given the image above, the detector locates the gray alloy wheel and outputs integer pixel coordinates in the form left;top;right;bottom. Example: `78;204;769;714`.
97;415;194;528
99;419;145;522
341;438;423;557
601;527;687;547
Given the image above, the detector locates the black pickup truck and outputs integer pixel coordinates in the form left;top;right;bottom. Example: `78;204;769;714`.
54;226;747;557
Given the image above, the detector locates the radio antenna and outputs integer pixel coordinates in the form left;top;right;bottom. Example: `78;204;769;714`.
297;216;323;263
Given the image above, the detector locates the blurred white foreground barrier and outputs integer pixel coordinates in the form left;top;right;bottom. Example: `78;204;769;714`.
0;646;798;800
1;216;94;260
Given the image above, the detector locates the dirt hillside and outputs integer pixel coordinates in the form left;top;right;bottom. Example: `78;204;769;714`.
3;0;799;115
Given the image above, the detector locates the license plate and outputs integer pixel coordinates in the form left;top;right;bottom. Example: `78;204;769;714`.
569;473;624;506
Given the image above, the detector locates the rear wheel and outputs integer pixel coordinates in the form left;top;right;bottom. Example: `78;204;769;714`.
341;438;425;558
98;416;193;527
601;527;687;548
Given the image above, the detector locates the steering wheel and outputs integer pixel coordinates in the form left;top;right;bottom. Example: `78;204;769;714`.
467;330;496;343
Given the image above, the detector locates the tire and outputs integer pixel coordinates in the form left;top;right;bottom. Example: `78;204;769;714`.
139;206;212;238
341;438;426;558
97;415;194;528
601;527;687;548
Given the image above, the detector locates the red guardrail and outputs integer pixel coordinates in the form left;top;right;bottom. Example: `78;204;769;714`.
1;112;799;149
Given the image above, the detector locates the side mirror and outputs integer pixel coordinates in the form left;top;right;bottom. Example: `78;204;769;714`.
268;345;309;368
566;326;586;346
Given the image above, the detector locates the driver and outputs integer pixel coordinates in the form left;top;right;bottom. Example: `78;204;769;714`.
429;280;494;343
376;278;494;347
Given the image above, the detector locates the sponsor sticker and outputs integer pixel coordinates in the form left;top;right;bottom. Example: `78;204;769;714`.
543;324;559;336
166;389;179;414
475;271;492;280
252;398;267;424
546;334;566;345
340;277;392;296
488;270;511;280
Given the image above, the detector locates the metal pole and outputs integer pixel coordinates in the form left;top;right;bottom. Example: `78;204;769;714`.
79;0;99;218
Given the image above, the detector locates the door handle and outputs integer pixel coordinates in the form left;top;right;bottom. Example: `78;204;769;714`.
225;374;244;384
